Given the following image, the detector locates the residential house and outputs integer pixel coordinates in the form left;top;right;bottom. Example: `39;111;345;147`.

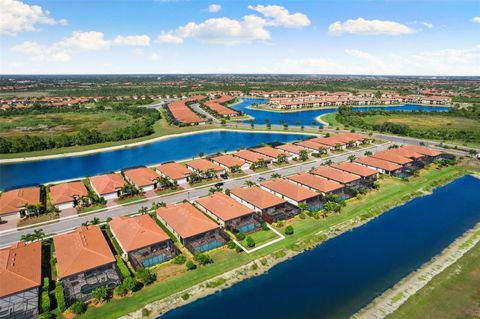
0;186;41;218
50;181;88;210
122;167;160;192
185;159;226;178
89;173;126;200
251;146;292;162
156;162;192;185
287;172;344;197
260;178;323;211
354;156;403;175
210;154;248;172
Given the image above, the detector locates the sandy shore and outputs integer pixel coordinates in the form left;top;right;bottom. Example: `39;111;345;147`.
0;128;314;164
353;222;480;319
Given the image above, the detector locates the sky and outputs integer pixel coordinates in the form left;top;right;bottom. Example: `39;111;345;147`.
0;0;479;75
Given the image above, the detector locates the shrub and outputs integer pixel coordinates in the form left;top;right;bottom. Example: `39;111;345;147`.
194;253;213;265
173;254;186;264
235;232;246;240
38;313;53;319
114;285;127;297
235;245;243;253
54;282;66;313
136;267;156;285
299;212;306;219
226;240;236;249
68;301;87;315
181;293;190;300
245;236;255;248
41;291;50;313
115;255;131;279
122;276;139;292
186;260;197;270
262;223;269;231
42;277;50;292
92;286;108;302
285;225;294;235
142;308;151;317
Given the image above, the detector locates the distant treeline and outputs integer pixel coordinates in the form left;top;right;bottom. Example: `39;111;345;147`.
0;104;161;154
336;106;480;144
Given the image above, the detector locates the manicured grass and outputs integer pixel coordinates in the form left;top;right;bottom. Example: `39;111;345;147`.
240;229;280;247
0;111;138;138
319;113;341;127
77;164;469;319
78;204;106;214
362;114;479;131
189;178;220;188
387;239;480;319
115;195;146;205
155;187;181;196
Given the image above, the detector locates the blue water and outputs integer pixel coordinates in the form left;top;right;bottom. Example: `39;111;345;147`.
0;131;309;190
232;98;449;125
161;175;480;319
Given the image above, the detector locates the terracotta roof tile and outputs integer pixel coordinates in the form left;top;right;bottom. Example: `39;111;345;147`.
402;145;442;157
252;146;288;159
261;179;319;201
0;187;40;215
186;159;225;172
312;166;361;184
156;203;219;239
0;241;41;297
89;173;125;196
156;162;192;180
233;150;271;163
371;151;413;165
355;156;402;171
287;173;343;193
330;162;377;178
211;154;246;168
50;181;88;205
54;226;115;278
276;143;307;155
123;167;159;187
109;215;170;252
195;192;253;221
295;140;328;151
231;186;286;210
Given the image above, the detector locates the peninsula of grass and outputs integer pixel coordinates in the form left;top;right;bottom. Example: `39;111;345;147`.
77;163;470;319
387;239;480;319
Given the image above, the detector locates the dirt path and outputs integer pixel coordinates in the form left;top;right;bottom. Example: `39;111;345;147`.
353;223;480;319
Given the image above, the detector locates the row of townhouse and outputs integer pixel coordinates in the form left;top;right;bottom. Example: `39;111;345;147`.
202;95;239;117
0;144;446;318
165;96;208;125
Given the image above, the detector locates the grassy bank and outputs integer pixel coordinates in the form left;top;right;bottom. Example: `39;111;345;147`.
387;235;480;319
77;164;469;319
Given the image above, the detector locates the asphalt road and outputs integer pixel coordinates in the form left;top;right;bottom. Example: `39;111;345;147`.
0;142;392;247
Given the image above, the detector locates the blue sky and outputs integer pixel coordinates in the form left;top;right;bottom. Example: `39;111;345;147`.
0;0;479;75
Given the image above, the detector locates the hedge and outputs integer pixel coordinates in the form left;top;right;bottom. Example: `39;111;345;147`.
115;255;132;279
40;291;50;313
42;277;50;292
54;282;66;312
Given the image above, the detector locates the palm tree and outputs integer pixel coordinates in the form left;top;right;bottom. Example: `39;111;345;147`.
244;180;255;186
138;206;149;215
271;173;281;179
364;151;373;156
324;159;333;165
348;155;357;162
298;202;308;213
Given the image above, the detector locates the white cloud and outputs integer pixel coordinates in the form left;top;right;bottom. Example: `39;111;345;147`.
157;15;270;45
248;5;310;28
0;0;66;36
157;5;309;45
280;57;344;74
329;18;414;35
472;16;480;23
207;4;221;13
344;49;385;68
149;53;162;61
113;35;150;46
420;22;433;29
11;31;150;62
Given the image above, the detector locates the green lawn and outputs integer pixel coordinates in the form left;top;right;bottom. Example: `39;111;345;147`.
77;163;470;319
361;114;479;131
318;113;341;127
387;238;480;319
240;229;280;247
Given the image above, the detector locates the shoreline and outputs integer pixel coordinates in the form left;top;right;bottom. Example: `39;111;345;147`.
354;222;480;319
246;103;450;113
0;128;314;164
117;172;468;319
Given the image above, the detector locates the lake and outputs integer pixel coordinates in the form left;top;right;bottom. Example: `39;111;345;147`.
161;174;480;319
0;131;310;190
232;98;449;125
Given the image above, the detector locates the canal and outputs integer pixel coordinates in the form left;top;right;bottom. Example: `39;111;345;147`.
161;174;480;319
0;131;310;190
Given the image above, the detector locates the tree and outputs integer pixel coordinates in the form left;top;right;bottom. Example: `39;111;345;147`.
244;180;255;186
364;151;373;156
283;122;289;130
224;188;231;196
186;260;197;270
138;206;149;215
271;173;281;179
194;253;213;265
285;225;294;235
68;301;87;315
348;155;357;162
92;287;108;303
21;229;45;242
277;154;287;163
246;236;256;248
136;267;156;285
299;150;308;161
324;201;342;214
298;202;308;213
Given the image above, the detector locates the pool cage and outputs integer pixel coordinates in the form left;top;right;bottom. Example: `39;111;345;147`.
129;240;179;269
184;229;229;255
226;213;263;234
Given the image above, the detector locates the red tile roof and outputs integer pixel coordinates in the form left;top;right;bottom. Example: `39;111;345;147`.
355;156;402;171
402;145;442;157
0;241;41;297
330;162;377;178
371;150;413;165
252;146;288;159
310;136;346;147
167;96;206;124
203;95;238;116
233;149;271;163
387;147;424;159
156;202;219;239
89;173;125;196
123;167;159;187
230;186;286;209
329;132;369;143
0;186;40;215
195;192;253;221
54;226;115;278
186;159;225;172
50;181;88;205
276;143;307;155
312;166;361;184
295;140;328;151
109;215;170;252
287;172;343;193
211;154;246;168
156;162;192;180
261;179;319;201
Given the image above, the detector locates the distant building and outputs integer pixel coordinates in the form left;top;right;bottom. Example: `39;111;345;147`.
0;241;41;319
